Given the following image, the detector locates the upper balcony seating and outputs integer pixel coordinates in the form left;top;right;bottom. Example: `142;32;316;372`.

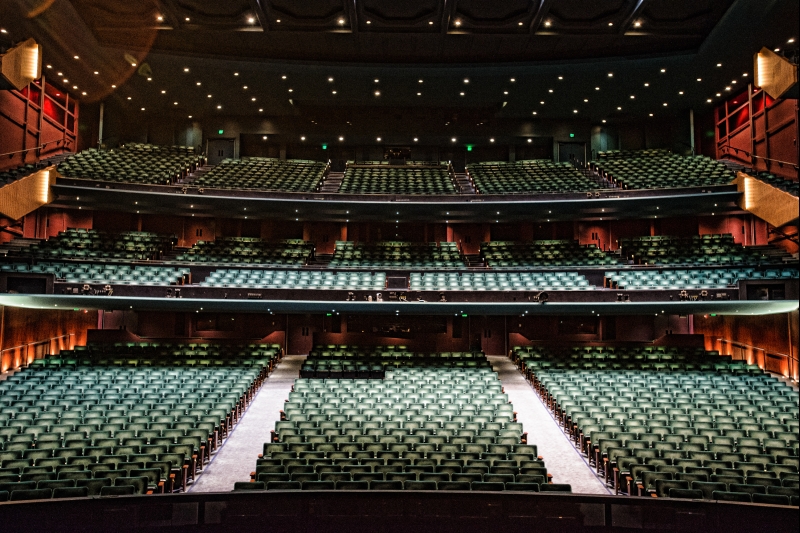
0;262;189;286
468;160;601;195
200;269;386;290
0;342;281;500
752;172;799;197
192;158;326;192
8;229;176;261
481;240;620;268
339;163;456;195
173;238;314;266
618;235;793;266
57;144;203;186
591;150;735;190
0;162;47;188
604;267;798;290
254;348;559;492
410;271;594;291
330;241;466;269
512;345;799;500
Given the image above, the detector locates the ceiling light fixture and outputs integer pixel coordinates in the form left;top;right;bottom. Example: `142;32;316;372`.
301;136;306;141
338;18;345;25
608;72;613;77
463;78;469;84
413;138;418;142
247;17;255;24
376;137;382;142
339;136;344;141
374;90;380;96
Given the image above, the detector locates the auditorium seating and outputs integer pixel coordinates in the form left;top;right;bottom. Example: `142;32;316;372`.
0;163;47;188
619;235;792;266
605;267;798;290
468;160;601;195
512;345;799;502
0;262;189;285
57;144;203;185
339;164;456;195
6;229;176;261
200;269;386;290
249;347;561;492
590;151;735;189
752;172;799;197
191;158;326;192
0;342;281;501
481;240;620;268
172;238;314;266
410;271;594;291
330;241;465;269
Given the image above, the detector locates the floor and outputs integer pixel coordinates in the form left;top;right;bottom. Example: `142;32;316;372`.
189;355;305;493
488;355;610;495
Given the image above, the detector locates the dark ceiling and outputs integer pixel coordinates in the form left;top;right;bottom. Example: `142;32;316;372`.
0;0;797;128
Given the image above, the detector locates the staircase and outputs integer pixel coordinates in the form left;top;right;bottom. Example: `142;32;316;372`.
319;172;343;193
180;164;213;185
454;172;476;194
464;254;486;268
307;253;333;267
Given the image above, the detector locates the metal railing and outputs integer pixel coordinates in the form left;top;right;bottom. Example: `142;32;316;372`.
715;337;797;381
0;333;76;373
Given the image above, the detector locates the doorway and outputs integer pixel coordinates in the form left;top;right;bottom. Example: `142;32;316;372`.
557;142;587;166
207;138;236;165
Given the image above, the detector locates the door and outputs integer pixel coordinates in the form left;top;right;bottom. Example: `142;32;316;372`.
557;142;587;166
207;138;236;165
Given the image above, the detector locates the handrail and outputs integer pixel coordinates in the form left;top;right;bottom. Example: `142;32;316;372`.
0;139;73;159
0;333;75;370
715;337;792;359
719;145;799;169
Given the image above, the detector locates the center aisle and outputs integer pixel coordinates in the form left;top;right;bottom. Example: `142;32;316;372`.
189;354;305;492
487;355;610;495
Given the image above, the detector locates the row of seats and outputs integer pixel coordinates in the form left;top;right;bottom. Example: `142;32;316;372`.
605;268;798;290
0;162;47;187
235;480;571;492
0;262;189;285
468;160;601;195
619;235;790;266
481;240;620;268
513;345;798;505
171;238;313;265
339;165;456;195
330;241;465;269
10;229;176;262
590;152;735;190
410;271;593;291
200;270;386;290
247;349;565;493
58;144;203;185
751;172;799;197
300;346;489;377
192;158;326;192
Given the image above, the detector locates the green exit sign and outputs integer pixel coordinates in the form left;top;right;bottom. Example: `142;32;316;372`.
218;129;224;135
322;144;328;150
569;133;575;138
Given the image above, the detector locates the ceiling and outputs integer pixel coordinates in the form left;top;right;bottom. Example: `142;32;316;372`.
0;0;797;128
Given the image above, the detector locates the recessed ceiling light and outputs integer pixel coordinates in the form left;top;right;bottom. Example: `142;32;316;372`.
608;22;613;26
276;19;281;23
527;138;532;143
281;75;287;79
374;90;380;96
207;94;212;98
608;73;613;77
328;77;334;82
544;20;551;27
374;79;379;83
146;77;152;81
697;78;702;82
111;84;116;88
248;17;255;24
339;136;344;141
716;93;721;97
57;72;62;76
185;17;190;22
548;89;553;93
583;98;588;102
332;90;337;94
413;137;418;142
234;72;239;76
644;83;649;87
742;73;748;77
774;48;780;52
595;87;600;91
196;81;201;86
338;18;345;25
463;78;469;84
707;99;712;103
532;111;537;115
251;97;256;101
454;20;461;27
649;113;653;117
518;22;523;26
73;55;79;60
660;68;666;73
724;86;731;91
217;105;222;109
630;95;635;99
429;21;433;25
602;119;607;123
262;135;268;140
127;96;132;100
301;136;306;140
72;85;78;89
617;106;622;110
490;138;495;142
573;109;578;113
161;90;166;94
716;63;722;67
258;108;263;112
366;20;371;24
558;76;563;80
678;91;684;95
540;101;544;105
451;138;456;142
663;102;668;106
288;88;293;92
188;115;192;118
731;80;737;84
376;137;382;141
510;78;516;82
141;107;145;111
634;21;641;27
503;91;508;95
0;29;6;34
788;38;795;43
46;64;52;69
174;102;178;105
417;92;422;96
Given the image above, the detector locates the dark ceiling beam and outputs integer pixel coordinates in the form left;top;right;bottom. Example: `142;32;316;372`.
248;0;269;31
619;0;648;34
344;0;358;34
529;0;556;34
